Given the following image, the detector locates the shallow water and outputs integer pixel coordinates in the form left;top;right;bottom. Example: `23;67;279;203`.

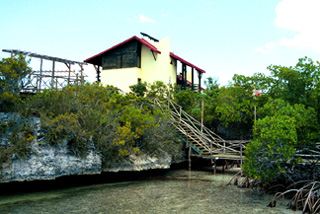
0;170;296;214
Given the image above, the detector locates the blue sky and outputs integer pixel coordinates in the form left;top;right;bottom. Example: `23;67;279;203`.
1;0;320;84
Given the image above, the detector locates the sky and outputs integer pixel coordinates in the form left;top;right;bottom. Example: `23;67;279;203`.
1;0;320;85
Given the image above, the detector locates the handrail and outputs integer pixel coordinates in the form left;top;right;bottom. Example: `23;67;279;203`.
154;98;248;159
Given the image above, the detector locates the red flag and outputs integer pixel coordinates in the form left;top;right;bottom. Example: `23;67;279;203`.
252;89;262;97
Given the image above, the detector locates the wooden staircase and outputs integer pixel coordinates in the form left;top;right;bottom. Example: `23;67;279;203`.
155;98;247;161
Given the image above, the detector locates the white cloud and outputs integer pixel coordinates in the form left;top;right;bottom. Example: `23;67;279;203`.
255;41;277;54
275;0;320;33
138;14;156;24
257;0;320;54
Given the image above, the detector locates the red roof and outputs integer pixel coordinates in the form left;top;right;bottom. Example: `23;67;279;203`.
84;36;161;65
170;52;205;74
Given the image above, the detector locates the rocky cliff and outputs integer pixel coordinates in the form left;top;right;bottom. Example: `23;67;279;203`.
0;143;172;183
0;113;173;183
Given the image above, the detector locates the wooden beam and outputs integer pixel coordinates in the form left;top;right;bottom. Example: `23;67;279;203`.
31;74;79;79
34;70;75;73
2;49;86;65
151;51;157;61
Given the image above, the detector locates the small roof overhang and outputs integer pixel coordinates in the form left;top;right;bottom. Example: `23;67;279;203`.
84;36;161;66
170;52;206;74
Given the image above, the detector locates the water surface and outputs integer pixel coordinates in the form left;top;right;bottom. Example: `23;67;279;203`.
0;170;295;214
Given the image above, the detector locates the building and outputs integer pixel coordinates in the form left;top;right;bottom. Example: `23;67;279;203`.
84;33;205;92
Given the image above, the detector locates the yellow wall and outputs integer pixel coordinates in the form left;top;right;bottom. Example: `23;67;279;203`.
140;37;177;86
100;37;178;92
100;67;141;93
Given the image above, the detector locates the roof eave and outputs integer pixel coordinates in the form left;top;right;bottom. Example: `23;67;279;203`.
84;36;161;65
170;52;206;74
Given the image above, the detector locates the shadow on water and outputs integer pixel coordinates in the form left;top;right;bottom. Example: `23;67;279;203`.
0;168;172;196
0;158;241;196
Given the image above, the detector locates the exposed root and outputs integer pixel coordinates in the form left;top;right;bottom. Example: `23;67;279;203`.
227;170;259;188
269;181;320;213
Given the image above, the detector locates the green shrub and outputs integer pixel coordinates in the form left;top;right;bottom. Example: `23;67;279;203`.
0;55;31;112
22;83;180;166
243;115;297;182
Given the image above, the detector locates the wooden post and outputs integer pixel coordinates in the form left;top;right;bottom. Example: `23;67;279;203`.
181;65;184;88
198;72;202;92
51;60;55;89
188;143;192;172
79;64;84;84
55;75;58;89
210;137;214;174
191;67;194;90
76;73;79;85
182;64;187;88
240;144;243;176
201;98;204;133
253;86;257;125
67;63;71;85
38;58;43;91
95;65;101;82
188;142;192;183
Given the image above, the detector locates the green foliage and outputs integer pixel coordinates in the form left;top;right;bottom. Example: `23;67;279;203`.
42;113;89;156
0;117;35;165
174;89;200;114
259;98;319;144
25;84;121;161
146;81;173;99
228;58;320;182
0;55;31;111
215;86;252;126
243;115;297;182
1;53;319;184
130;81;174;99
22;83;181;166
129;81;147;97
204;77;219;90
233;73;273;92
142;119;184;161
268;57;320;107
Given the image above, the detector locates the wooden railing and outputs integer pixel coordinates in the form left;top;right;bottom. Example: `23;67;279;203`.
155;98;248;160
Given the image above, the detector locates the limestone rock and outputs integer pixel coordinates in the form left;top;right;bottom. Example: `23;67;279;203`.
0;112;175;183
104;154;172;172
0;143;102;183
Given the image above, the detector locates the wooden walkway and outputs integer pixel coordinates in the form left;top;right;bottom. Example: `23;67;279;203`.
155;99;248;162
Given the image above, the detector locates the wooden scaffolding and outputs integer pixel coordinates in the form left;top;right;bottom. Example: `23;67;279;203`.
2;49;87;93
